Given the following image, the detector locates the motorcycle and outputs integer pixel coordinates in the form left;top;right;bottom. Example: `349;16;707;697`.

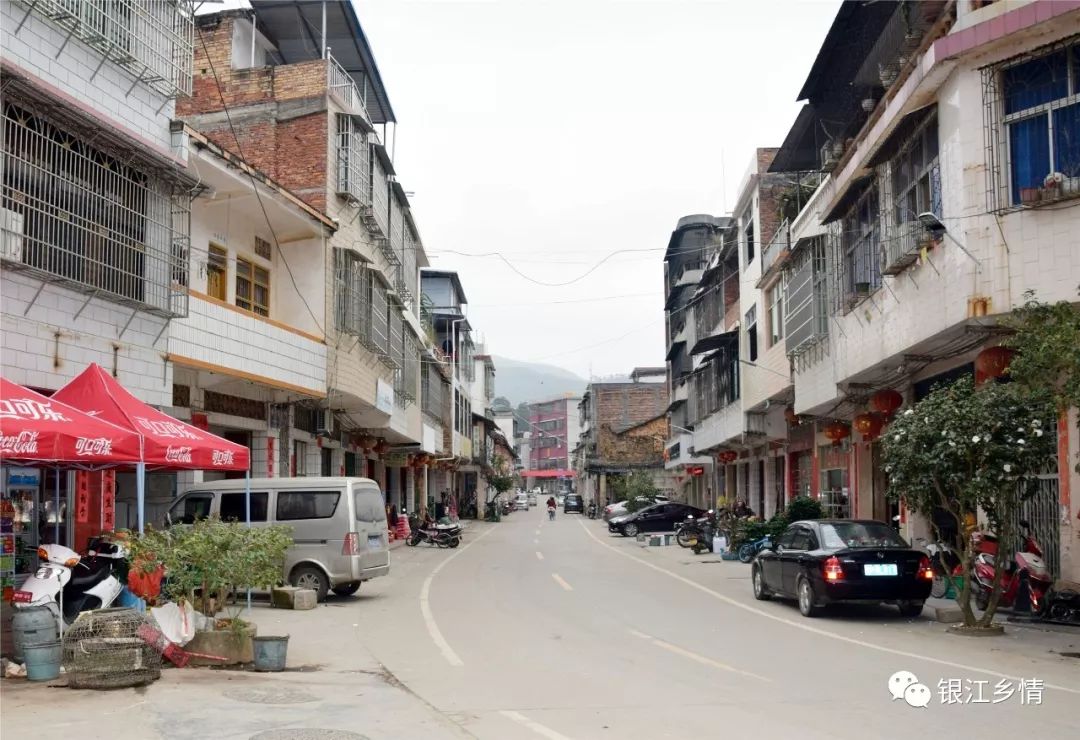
1039;581;1080;625
587;502;598;519
484;499;502;522
972;520;1051;613
737;534;773;563
407;521;462;548
915;538;963;599
675;515;705;548
12;538;127;631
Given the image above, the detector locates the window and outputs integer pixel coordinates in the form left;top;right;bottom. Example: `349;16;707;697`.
355;488;387;523
220;492;269;522
321;447;333;477
788;528;811;551
236;257;269;316
1000;41;1080;204
820;522;908;549
745;305;758;362
168;493;212;525
294;440;308;476
891;113;941;224
767;286;783;346
207;245;227;300
276;491;342;520
744;218;755;265
840;185;881;305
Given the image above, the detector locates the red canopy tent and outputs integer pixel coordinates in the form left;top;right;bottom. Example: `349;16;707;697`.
0;377;141;466
52;364;250;533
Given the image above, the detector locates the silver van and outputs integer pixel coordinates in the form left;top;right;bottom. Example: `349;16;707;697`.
166;477;390;601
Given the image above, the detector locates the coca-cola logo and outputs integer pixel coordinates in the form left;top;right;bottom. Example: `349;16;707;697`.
0;431;39;454
75;437;113;456
0;398;69;422
211;449;235;466
135;417;200;440
165;446;193;464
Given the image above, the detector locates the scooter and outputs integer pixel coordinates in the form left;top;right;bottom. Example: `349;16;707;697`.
972;521;1051;613
407;521;462;548
1039;581;1080;625
587;502;598;519
675;515;705;548
915;538;963;599
12;538;127;631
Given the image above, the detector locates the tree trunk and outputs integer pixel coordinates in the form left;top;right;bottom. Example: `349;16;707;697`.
978;517;1014;628
954;537;977;627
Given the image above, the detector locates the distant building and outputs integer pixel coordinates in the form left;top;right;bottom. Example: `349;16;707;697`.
523;395;581;493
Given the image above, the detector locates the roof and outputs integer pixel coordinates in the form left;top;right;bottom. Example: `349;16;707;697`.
421;269;468;306
664;214;730;260
249;0;396;124
690;329;738;356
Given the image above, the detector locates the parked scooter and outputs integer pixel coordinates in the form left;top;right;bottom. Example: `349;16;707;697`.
972;520;1052;612
675;515;705;548
915;538;963;599
12;538;127;630
407;520;462;548
1039;581;1080;625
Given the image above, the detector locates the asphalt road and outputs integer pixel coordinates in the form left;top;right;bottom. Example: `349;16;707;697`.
355;509;1079;740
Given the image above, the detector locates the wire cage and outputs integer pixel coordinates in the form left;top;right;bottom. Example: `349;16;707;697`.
62;608;162;689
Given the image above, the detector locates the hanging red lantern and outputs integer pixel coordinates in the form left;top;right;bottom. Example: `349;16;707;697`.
869;389;903;420
853;412;885;442
374;438;390;455
974;346;1015;386
823;421;851;447
784;406;800;426
359;434;375;453
717;450;738;464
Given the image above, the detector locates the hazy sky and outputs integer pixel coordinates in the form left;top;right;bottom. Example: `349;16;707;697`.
213;1;839;378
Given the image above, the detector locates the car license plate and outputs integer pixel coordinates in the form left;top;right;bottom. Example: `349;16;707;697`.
368;534;383;550
11;590;32;603
864;563;898;576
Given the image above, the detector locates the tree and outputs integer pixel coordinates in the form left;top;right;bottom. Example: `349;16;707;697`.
621;471;662;512
1003;289;1080;472
881;377;1056;630
482;454;515;501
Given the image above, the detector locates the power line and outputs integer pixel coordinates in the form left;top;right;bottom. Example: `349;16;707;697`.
469;292;655;308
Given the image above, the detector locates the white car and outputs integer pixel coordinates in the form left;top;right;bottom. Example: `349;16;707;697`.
603;494;670;521
514;493;529;511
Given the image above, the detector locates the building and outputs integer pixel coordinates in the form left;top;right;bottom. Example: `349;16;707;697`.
764;0;1079;580
2;0;197;533
524;395;581;494
576;368;674;507
176;2;435;514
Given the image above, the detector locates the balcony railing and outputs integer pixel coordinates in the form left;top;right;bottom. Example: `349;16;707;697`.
760;220;790;275
880;220;921;276
327;52;370;124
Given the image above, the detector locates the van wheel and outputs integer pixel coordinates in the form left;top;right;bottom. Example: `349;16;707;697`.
290;565;329;602
332;581;361;597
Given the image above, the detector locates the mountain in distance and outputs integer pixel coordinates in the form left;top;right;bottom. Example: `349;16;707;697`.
490;355;587;405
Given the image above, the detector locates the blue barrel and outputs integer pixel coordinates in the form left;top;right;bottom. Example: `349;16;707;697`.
12;606;59;663
251;635;289;672
23;641;62;681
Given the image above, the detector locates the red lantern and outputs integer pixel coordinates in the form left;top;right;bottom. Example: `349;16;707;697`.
823;421;851;447
853;412;885;442
869;389;903;420
374;438;390;455
974;346;1015;386
717;450;738;464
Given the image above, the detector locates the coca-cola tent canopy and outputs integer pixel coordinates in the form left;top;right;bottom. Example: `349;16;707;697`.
0;377;142;466
52;364;249;472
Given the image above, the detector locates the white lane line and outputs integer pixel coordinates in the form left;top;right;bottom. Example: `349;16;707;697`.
551;573;573;591
627;628;770;682
577;520;1080;695
420;525;497;667
536;551;544;561
535;529;541;535
534;538;540;544
498;710;575;740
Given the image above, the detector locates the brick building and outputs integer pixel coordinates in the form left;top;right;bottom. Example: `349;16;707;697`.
576;368;676;507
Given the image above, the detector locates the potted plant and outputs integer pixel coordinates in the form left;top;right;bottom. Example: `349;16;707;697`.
1019;187;1041;205
1042;171;1064;201
125;518;292;665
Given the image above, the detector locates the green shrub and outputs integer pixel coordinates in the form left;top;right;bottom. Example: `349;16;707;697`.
786;495;823;522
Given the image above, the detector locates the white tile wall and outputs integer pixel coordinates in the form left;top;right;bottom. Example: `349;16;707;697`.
170;296;326;395
1;272;171;404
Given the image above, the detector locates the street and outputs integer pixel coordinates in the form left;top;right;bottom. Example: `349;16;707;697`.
2;510;1078;739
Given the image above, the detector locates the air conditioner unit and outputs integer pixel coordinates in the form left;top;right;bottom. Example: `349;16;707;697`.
314;409;332;438
1;208;24;263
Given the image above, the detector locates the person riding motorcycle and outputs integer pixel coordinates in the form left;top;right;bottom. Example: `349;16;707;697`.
546;496;557;521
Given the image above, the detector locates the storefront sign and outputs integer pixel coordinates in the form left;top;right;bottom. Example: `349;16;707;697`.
376;380;394;415
267;437;275;477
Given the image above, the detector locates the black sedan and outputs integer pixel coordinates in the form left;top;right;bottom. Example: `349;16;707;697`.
609;502;705;537
563;494;584;514
751;520;933;618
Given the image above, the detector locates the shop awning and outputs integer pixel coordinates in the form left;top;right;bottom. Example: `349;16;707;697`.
690;329;738;356
522;469;574;479
0;377;142;466
52;364;250;471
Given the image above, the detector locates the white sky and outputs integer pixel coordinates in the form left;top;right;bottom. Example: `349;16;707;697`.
210;1;840;378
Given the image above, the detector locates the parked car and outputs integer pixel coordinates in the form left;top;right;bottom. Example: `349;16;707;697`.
563;494;584;514
527;492;537;506
603;494;670;521
751;519;934;618
167;477;390;602
557;495;566;506
609;502;705;537
515;492;530;511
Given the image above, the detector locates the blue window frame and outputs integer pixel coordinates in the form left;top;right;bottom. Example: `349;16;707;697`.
1002;41;1080;203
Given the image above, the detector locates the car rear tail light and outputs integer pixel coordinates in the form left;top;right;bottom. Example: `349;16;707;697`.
342;532;360;556
11;590;32;604
918;555;934;581
823;556;844;582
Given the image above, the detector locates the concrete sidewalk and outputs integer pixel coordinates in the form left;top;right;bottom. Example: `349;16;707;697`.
1;592;467;740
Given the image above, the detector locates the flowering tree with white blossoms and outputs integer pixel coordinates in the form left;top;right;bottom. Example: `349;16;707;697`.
881;377;1056;629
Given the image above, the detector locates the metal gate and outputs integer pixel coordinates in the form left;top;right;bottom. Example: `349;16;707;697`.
1008;458;1061;579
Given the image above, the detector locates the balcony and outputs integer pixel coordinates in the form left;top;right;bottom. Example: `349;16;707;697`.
880;220;922;276
326;52;372;125
758;220;791;285
671;261;705;290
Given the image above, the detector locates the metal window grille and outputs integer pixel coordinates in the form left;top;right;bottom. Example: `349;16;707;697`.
16;0;195;98
484;365;495;401
333;248;369;339
784;237;830;357
369;145;389;236
387;307;403;371
1;101;189;317
836;184;882;312
400;330;419;403
335;114;370;204
401;223;418;309
235;256;269;316
370;274;389;355
421;363;443;420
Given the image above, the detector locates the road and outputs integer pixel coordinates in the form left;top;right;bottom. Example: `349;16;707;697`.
353;509;1079;740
